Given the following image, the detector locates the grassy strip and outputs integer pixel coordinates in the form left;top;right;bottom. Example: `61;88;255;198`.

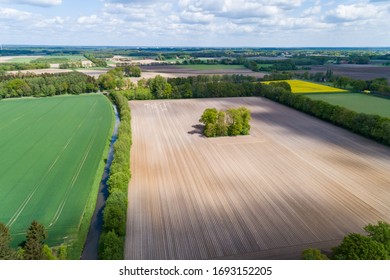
66;95;115;259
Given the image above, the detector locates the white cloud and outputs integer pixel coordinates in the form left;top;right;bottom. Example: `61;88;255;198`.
0;0;62;7
302;5;321;17
0;7;33;20
326;4;379;22
77;15;101;25
180;11;214;24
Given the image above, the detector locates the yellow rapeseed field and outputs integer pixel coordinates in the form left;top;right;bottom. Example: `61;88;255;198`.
263;80;348;94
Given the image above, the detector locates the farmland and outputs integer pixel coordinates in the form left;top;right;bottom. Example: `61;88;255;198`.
263;80;347;94
307;93;390;118
176;64;246;71
0;95;113;247
126;97;390;260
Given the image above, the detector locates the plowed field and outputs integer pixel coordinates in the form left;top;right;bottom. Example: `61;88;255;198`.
126;97;390;259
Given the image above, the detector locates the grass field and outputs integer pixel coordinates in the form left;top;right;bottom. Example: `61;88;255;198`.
176;64;246;71
263;80;348;94
307;93;390;118
126;97;390;260
0;94;113;247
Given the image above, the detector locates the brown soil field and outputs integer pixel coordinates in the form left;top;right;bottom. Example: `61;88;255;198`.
126;97;390;260
296;64;390;82
141;65;266;78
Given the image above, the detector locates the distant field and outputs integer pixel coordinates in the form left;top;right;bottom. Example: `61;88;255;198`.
307;93;390;118
176;64;246;71
264;80;347;94
6;55;85;63
0;95;113;246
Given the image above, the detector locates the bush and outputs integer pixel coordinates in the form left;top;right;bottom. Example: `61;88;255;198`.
301;248;329;260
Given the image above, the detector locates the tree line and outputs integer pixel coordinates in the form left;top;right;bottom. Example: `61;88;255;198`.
0;72;98;99
115;74;261;100
302;221;390;260
0;62;49;71
0;221;66;260
99;92;132;260
199;107;251;137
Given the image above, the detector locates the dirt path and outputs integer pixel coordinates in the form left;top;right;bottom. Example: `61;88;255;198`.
125;97;390;260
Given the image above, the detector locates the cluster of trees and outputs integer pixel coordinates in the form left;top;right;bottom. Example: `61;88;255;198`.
302;221;390;260
0;221;66;260
59;61;83;69
199;107;251;137
99;92;132;260
0;72;98;98
84;54;107;67
123;65;141;77
0;62;49;71
261;82;390;146
97;67;142;91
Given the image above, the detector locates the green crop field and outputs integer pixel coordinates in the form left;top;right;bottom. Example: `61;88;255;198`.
307;93;390;118
7;55;86;63
0;94;113;247
176;64;246;70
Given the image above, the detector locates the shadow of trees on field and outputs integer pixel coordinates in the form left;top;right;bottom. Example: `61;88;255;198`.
188;124;204;136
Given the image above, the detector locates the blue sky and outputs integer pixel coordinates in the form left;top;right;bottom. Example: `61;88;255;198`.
0;0;389;47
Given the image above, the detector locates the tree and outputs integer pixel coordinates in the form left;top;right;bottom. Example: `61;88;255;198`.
103;191;128;236
0;223;15;260
100;230;123;260
149;75;171;99
23;220;47;260
238;106;251;135
351;80;367;92
107;172;130;193
302;248;329;260
364;221;390;253
227;108;243;136
124;66;141;77
332;233;389;260
199;108;218;137
215;110;227;136
98;73;116;90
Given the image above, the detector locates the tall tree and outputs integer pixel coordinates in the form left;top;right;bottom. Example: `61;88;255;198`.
215;110;228;136
0;223;15;260
23;220;47;260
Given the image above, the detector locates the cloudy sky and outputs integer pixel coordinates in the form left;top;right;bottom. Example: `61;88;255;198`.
0;0;389;47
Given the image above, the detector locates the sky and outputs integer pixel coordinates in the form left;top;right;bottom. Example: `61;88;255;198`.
0;0;389;47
